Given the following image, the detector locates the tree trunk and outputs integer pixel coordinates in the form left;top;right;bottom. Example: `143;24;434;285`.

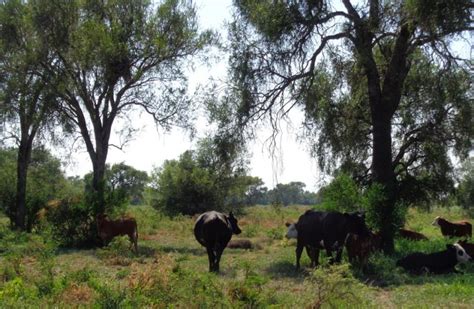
371;107;397;253
88;137;109;214
15;138;33;231
90;156;107;214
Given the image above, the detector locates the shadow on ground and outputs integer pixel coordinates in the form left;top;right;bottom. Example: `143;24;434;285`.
265;260;306;280
158;244;206;256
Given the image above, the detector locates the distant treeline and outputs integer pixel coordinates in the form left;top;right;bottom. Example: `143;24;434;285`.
246;181;319;206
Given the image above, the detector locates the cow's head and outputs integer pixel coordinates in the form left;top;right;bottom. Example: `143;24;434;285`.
448;243;472;263
285;222;298;239
432;216;441;227
345;212;370;237
228;212;242;235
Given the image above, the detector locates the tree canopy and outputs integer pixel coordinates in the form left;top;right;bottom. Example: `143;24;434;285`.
28;0;214;213
226;0;473;251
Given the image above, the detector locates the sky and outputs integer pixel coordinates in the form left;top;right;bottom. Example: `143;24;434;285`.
63;0;323;191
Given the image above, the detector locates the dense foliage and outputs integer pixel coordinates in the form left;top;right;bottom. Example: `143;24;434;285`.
148;149;257;215
457;158;474;215
0;147;67;231
84;163;149;213
225;0;473;251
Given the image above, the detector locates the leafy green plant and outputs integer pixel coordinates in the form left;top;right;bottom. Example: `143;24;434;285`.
306;264;371;308
319;173;363;212
40;196;97;248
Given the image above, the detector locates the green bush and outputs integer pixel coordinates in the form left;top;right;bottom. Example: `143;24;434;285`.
0;147;68;231
319;173;363;212
40;196;97;248
363;183;407;233
305;264;372;308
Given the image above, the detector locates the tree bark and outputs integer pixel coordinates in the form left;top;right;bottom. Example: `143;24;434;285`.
89;142;108;214
371;105;397;253
15;136;33;231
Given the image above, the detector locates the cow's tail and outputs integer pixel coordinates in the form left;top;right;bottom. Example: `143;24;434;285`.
133;221;138;253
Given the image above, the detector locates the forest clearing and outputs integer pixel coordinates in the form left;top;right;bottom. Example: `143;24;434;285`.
1;205;474;308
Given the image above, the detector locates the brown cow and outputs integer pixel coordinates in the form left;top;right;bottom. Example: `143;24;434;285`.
398;228;428;241
97;214;138;253
432;216;472;238
345;231;381;266
457;239;474;260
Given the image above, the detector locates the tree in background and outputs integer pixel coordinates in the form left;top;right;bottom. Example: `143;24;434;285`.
31;0;214;213
228;0;473;252
107;163;149;205
457;157;474;215
245;177;268;205
268;181;318;206
0;147;67;231
85;162;149;211
0;0;61;230
149;135;256;215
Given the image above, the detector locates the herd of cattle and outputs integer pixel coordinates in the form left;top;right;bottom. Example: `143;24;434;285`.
96;209;474;275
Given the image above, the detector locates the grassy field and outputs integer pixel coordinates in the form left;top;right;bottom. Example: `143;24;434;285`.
1;205;474;308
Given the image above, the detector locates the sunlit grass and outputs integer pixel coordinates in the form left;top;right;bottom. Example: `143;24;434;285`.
1;205;473;307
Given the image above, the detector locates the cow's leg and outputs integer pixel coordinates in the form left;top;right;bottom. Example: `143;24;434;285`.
308;246;320;267
206;247;216;272
326;244;335;264
214;245;225;273
305;246;314;267
295;243;304;270
335;245;343;263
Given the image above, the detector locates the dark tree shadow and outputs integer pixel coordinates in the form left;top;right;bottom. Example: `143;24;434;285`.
158;245;206;256
265;260;306;280
136;245;157;257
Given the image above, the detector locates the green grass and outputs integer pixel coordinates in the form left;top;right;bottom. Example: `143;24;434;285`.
1;205;474;307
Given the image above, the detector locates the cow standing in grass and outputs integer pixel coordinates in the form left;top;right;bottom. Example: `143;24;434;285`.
285;210;370;269
96;214;138;253
194;211;242;272
432;216;472;238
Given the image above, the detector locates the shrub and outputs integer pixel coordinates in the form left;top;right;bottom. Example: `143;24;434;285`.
228;262;268;307
40;196;97;248
363;183;407;233
318;173;363;212
305;264;371;308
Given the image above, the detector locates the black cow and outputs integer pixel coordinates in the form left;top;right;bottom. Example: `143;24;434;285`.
286;210;370;269
194;211;242;272
396;243;471;274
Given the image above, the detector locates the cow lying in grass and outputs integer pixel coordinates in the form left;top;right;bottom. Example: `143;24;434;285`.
96;214;138;253
432;216;472;238
398;228;428;241
396;243;471;274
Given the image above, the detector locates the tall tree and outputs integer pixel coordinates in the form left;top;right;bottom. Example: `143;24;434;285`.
0;0;59;230
32;0;213;212
228;0;473;252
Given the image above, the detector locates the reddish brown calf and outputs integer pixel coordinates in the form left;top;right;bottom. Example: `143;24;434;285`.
398;228;428;241
97;214;138;253
432;216;472;238
345;231;381;266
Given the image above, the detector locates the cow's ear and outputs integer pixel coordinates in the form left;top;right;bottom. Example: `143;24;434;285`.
446;244;454;250
229;211;234;218
285;222;291;227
